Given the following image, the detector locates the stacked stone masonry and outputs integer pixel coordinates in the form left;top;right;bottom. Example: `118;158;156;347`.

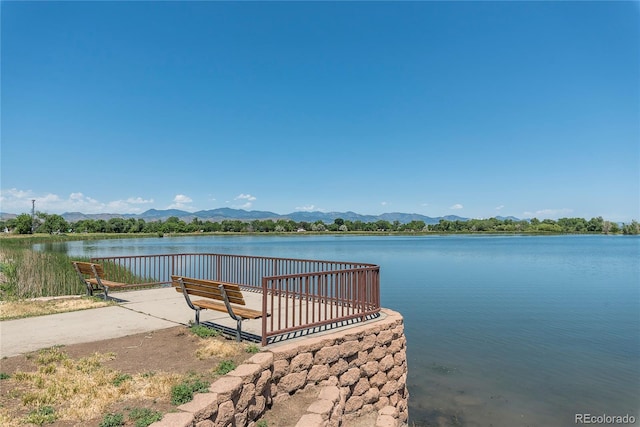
150;308;408;427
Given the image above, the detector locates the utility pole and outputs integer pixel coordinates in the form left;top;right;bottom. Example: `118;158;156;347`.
31;199;35;234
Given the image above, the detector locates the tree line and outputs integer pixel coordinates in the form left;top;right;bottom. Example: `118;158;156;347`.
2;212;639;235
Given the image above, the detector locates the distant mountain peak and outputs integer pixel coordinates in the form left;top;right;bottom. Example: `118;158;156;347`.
3;207;522;225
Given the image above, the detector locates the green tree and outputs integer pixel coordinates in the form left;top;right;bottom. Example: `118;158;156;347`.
622;220;640;235
13;213;33;234
163;216;188;233
351;220;364;231
203;220;222;232
108;218;127;233
311;221;326;231
587;216;604;233
374;220;392;231
262;220;276;232
276;219;296;232
94;219;109;233
297;221;311;231
40;214;69;234
405;220;426;232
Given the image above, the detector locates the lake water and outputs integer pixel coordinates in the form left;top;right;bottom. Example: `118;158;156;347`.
40;234;640;426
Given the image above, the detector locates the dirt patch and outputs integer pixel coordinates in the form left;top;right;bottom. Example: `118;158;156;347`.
0;324;381;427
258;385;321;427
0;326;254;426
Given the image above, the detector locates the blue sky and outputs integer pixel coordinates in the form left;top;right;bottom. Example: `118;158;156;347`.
1;1;638;222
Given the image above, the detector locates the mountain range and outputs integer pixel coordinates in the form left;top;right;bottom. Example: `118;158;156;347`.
0;208;520;225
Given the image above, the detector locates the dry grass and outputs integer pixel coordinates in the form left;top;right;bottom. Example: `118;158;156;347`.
0;296;112;320
0;332;256;426
195;338;246;360
1;346;182;425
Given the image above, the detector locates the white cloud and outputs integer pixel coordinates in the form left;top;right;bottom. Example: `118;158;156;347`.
523;208;573;218
0;188;156;214
168;194;193;210
450;204;463;210
495;205;505;211
381;201;388;206
295;204;316;211
233;193;256;209
127;197;154;204
173;194;192;204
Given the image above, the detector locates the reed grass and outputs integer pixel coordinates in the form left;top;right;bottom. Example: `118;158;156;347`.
0;240;87;299
0;234;152;300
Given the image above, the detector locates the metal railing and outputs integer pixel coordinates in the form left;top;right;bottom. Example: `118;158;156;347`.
90;253;381;345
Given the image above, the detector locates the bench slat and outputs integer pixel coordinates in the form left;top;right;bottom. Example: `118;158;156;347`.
172;284;246;306
87;278;128;289
171;277;246;305
73;261;104;276
192;300;263;319
173;282;245;303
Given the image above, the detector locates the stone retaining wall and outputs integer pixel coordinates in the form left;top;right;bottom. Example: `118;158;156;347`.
151;308;408;427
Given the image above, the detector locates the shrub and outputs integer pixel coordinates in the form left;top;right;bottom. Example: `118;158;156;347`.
245;343;260;354
171;375;209;405
215;359;236;375
25;406;57;425
189;324;220;338
100;412;125;427
129;407;163;427
112;373;132;386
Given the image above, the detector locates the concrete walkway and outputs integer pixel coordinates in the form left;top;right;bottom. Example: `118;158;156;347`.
0;286;382;358
0;287;265;358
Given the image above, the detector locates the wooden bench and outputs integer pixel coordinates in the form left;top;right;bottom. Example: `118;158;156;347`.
171;275;266;341
72;261;129;300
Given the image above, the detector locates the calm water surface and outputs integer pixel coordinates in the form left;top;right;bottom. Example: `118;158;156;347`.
41;234;640;426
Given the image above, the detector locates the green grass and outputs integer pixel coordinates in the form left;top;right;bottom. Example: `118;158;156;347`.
128;408;163;427
170;374;210;405
99;412;125;427
24;406;57;425
245;343;260;354
215;359;236;375
112;373;132;387
189;324;220;338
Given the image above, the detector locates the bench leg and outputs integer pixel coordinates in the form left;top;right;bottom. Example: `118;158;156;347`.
195;308;201;325
235;318;242;342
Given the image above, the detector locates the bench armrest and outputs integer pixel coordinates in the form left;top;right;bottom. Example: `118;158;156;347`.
219;284;240;322
176;277;198;311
